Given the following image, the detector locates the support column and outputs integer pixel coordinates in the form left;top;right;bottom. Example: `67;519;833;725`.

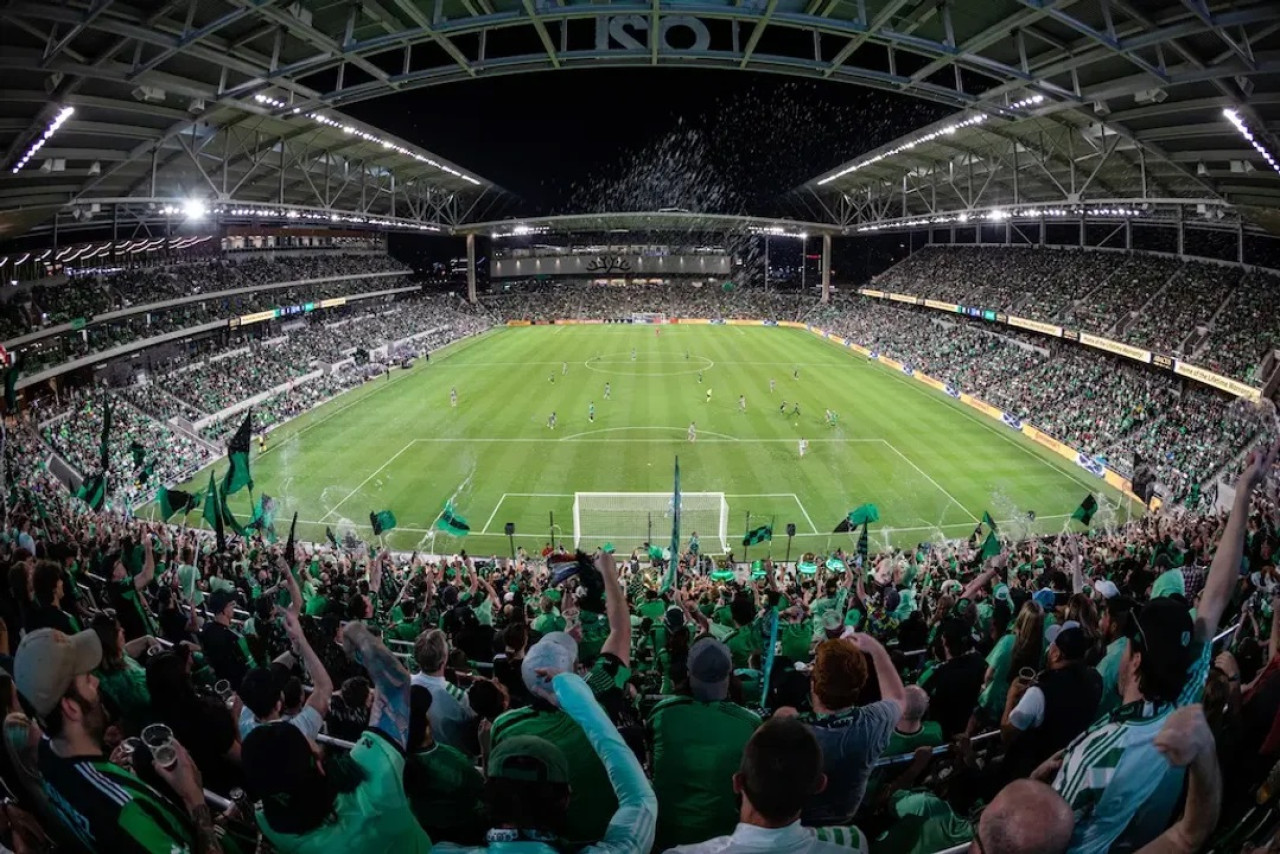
821;233;832;304
466;232;477;304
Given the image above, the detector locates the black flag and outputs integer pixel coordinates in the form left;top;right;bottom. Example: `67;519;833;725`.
222;412;253;495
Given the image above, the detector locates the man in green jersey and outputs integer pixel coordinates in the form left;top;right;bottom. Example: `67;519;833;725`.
16;627;223;853
647;638;760;850
243;621;431;854
439;670;656;854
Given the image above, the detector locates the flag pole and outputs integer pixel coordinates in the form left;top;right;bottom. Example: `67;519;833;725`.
743;510;751;565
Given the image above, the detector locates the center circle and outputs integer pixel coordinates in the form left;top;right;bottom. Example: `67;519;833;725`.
583;352;714;377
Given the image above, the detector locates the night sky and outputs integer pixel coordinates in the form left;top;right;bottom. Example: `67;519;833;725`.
350;70;946;216
350;69;948;276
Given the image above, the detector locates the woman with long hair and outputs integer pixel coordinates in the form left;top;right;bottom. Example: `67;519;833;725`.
973;600;1044;730
91;611;155;734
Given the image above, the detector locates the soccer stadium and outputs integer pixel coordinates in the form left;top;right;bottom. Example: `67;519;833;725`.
1;1;1279;853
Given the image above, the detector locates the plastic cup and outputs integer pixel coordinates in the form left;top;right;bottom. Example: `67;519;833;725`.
141;724;178;769
1018;667;1037;683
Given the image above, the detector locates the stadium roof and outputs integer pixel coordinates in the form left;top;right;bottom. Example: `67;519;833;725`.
1;0;1276;240
456;212;841;238
796;1;1280;231
0;2;500;240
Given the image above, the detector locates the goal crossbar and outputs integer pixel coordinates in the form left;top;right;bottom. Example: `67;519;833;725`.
572;492;729;554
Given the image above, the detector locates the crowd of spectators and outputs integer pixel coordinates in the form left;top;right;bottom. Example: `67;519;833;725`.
1199;270;1280;383
868;247;1278;386
1;400;1277;854
0;253;409;341
31;294;491;508
1121;261;1241;354
40;397;215;508
480;282;808;323
803;297;1272;507
13;273;415;375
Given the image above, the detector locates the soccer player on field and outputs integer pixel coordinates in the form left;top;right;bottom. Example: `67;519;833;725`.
548;372;555;384
450;387;458;408
779;400;787;415
792;401;801;417
799;438;808;458
738;395;746;413
769;378;776;394
631;348;637;362
588;402;595;423
548;411;557;430
688;422;697;443
793;367;800;380
562;361;568;375
705;388;713;404
697;371;703;384
604;382;611;400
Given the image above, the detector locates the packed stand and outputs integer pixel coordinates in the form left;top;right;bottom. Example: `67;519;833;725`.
120;383;206;424
481;282;807;323
14;273;416;375
1198;269;1280;386
2;407;1277;854
1;253;410;340
199;370;365;443
1121;261;1241;353
40;397;215;508
803;297;1270;502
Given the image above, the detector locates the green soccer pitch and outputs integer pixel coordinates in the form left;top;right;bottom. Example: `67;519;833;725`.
181;324;1138;556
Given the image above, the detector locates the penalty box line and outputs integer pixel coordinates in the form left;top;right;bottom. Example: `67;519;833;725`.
481;493;574;535
878;440;981;525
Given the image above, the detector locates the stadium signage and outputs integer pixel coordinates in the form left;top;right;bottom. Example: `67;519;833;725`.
924;299;959;312
860;289;886;299
1007;316;1063;337
887;292;916;304
585;256;633;274
1078;333;1151;364
1174;361;1262;402
596;14;711;52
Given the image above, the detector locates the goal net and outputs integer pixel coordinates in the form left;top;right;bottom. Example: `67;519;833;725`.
572;492;729;554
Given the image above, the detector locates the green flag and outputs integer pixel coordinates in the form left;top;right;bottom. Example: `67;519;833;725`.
857;521;869;562
250;495;279;542
218;481;247;537
979;530;1001;561
222;412;253;496
743;524;772;546
202;473;226;551
156;486;198;521
370;509;397;536
982;511;998;532
76;473;106;511
1072;495;1099;526
436;501;470;537
662;456;681;594
325;526;339;547
847;504;880;527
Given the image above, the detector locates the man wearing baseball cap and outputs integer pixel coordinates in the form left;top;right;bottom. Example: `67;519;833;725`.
15;627;223;853
648;638;761;850
1053;442;1279;853
441;670;656;854
1000;624;1102;782
488;550;633;846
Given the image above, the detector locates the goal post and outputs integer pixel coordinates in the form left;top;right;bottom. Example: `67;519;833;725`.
572;492;730;554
